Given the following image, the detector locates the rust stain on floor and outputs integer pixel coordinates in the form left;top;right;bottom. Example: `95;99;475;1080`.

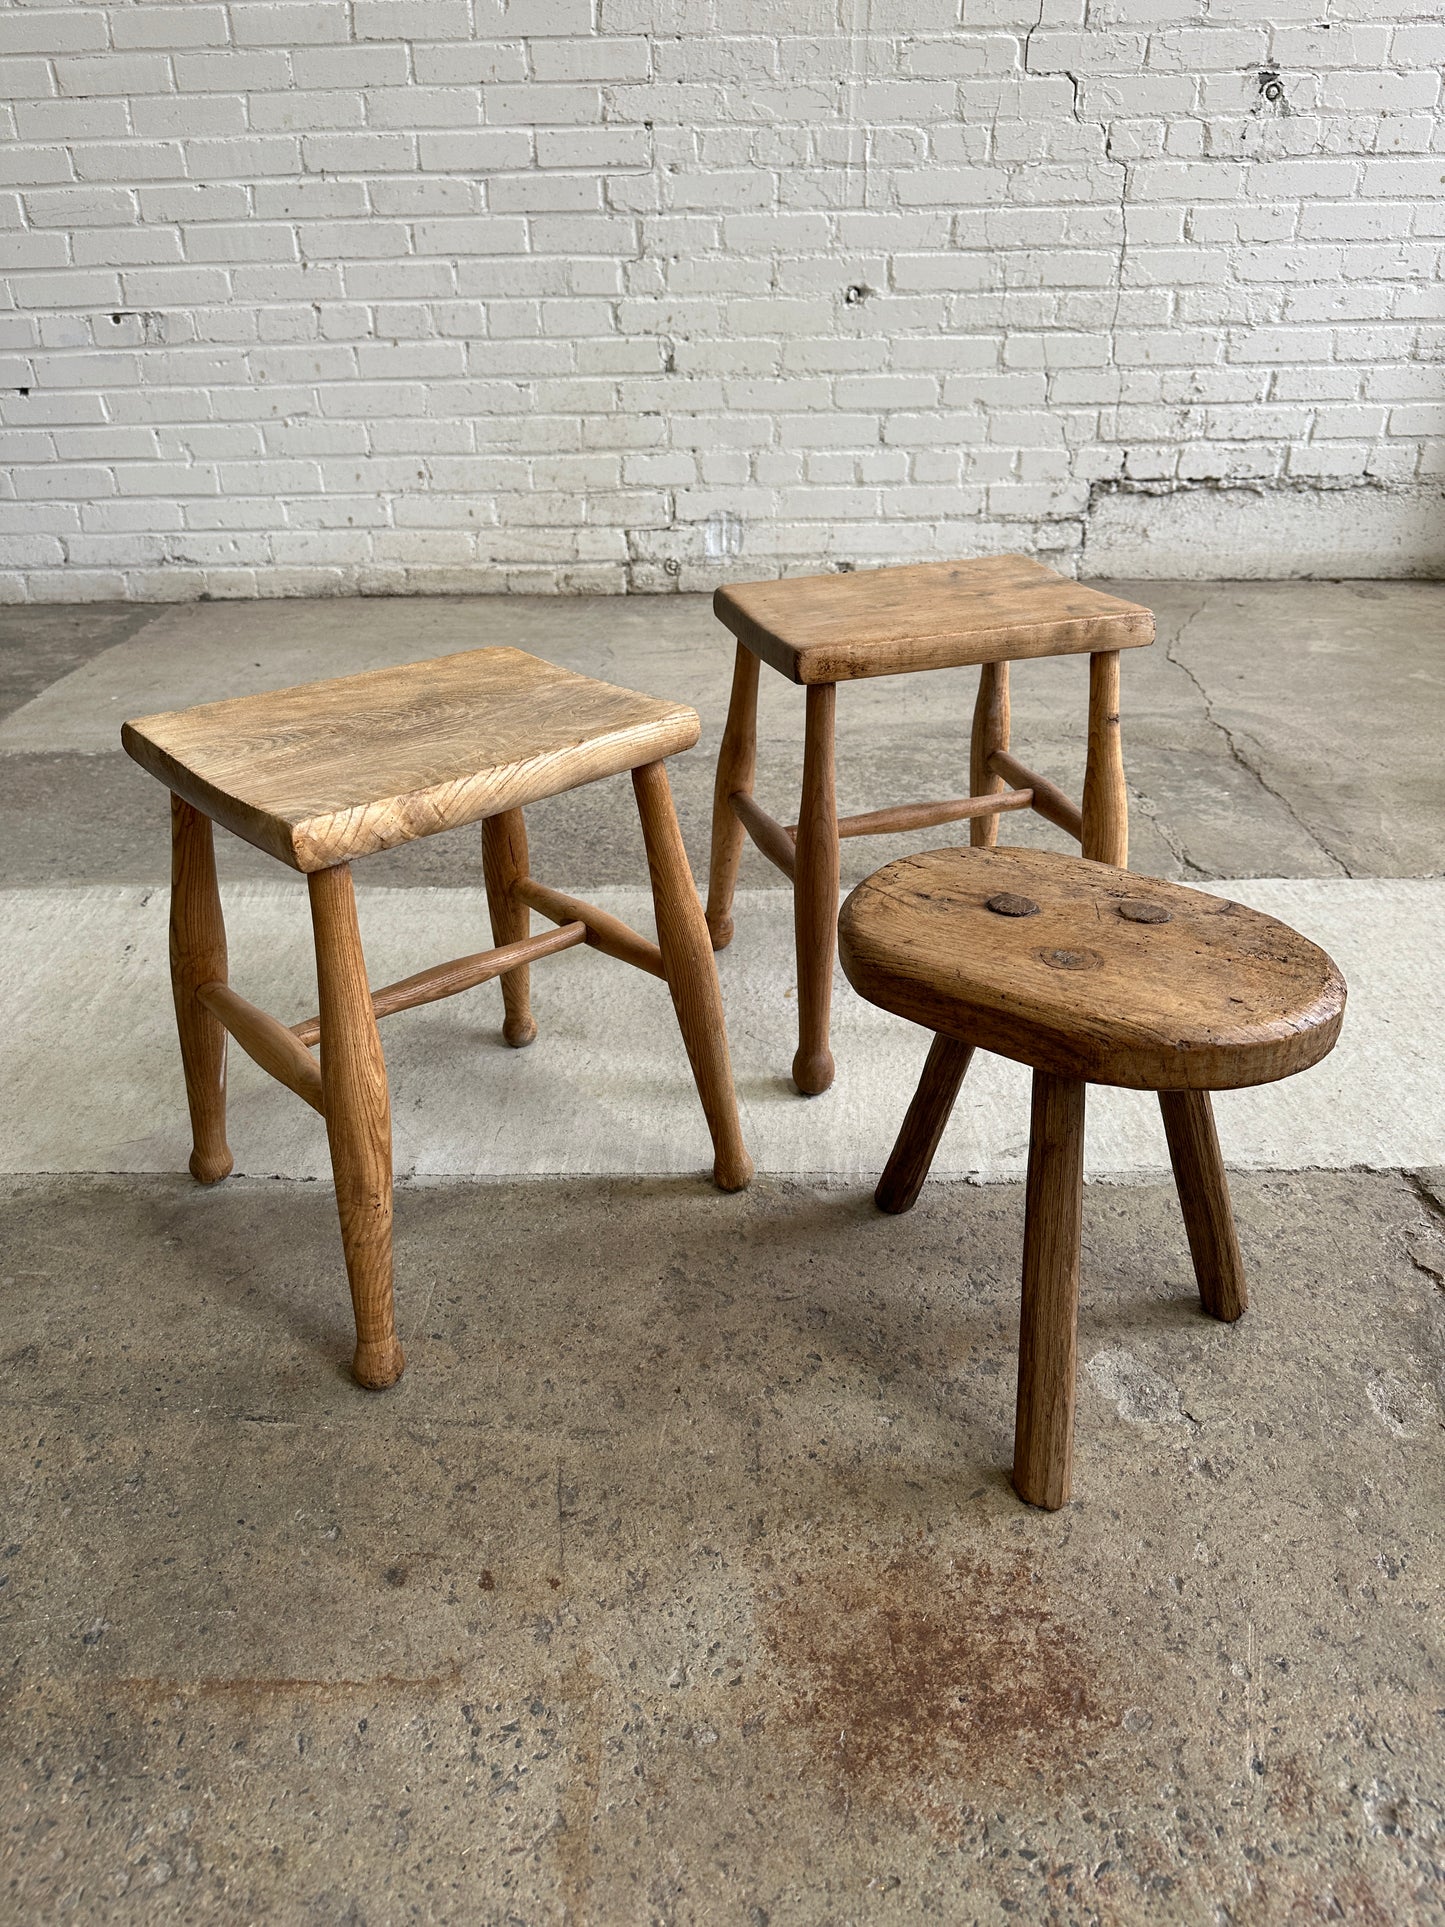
757;1547;1121;1821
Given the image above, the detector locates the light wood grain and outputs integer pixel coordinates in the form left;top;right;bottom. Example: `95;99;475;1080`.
730;791;797;879
1013;1070;1085;1511
839;846;1345;1092
1159;1089;1249;1322
793;681;839;1096
169;795;233;1184
482;807;538;1048
633;760;754;1192
874;1032;975;1215
706;642;760;950
827;789;1034;841
515;876;665;978
123;647;700;873
715;554;1154;685
197;981;324;1112
309;863;403;1391
1081;649;1128;867
988;749;1084;844
969;660;1011;850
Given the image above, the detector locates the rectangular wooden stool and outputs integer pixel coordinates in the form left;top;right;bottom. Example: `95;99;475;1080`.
123;645;752;1390
706;555;1155;1093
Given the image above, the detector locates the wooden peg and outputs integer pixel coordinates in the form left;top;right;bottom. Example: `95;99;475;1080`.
309;863;403;1391
169;794;233;1184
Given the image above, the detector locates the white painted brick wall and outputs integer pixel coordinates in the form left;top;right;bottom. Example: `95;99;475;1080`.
0;0;1442;599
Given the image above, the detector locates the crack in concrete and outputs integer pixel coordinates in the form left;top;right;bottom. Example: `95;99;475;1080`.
1126;777;1210;880
1163;591;1353;879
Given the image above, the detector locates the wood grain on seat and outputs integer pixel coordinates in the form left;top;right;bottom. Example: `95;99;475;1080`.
714;554;1154;684
838;846;1345;1092
123;646;700;872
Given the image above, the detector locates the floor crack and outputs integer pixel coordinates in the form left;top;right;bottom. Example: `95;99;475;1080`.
1164;593;1354;878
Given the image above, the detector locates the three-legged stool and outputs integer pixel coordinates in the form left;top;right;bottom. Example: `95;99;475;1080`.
838;845;1345;1510
123;645;753;1390
705;555;1155;1095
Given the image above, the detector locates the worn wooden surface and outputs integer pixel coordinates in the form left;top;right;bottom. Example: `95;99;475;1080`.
309;863;403;1391
1013;1070;1086;1511
705;641;761;950
714;555;1154;685
988;749;1084;844
482;807;538;1048
124;647;700;872
633;760;754;1193
1081;650;1128;867
197;981;324;1114
874;1032;975;1216
969;659;1011;850
792;681;839;1096
1159;1088;1249;1322
838;846;1345;1091
516;875;665;979
168;795;233;1184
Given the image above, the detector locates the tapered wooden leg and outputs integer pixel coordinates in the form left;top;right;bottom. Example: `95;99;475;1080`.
793;681;839;1096
1081;649;1128;867
706;642;761;952
309;864;403;1390
1013;1071;1086;1511
969;660;1010;850
482;807;537;1048
875;1033;975;1215
169;794;233;1184
633;759;753;1192
1159;1089;1248;1322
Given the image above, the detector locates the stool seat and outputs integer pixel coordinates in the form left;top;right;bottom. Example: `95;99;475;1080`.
840;846;1345;1092
715;554;1153;685
123;646;699;873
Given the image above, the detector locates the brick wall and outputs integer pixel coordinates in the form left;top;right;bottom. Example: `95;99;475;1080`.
1;0;1442;599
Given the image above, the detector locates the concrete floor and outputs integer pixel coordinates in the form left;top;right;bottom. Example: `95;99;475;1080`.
2;583;1444;1923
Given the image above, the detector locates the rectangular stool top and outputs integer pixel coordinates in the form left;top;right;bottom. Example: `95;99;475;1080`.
715;554;1154;684
123;646;699;872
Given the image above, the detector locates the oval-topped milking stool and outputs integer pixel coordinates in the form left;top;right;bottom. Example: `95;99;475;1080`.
837;846;1346;1510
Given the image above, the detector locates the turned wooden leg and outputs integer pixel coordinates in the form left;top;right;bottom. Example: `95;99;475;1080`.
633;759;753;1192
792;681;839;1096
706;642;761;952
1159;1089;1248;1322
482;807;537;1048
969;660;1010;850
1081;649;1128;867
169;794;233;1184
309;863;403;1390
875;1033;975;1216
1013;1071;1086;1511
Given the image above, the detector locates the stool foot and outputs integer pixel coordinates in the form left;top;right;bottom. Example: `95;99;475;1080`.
876;1034;974;1214
1159;1089;1247;1322
1013;1070;1085;1511
169;795;233;1184
705;643;760;956
635;759;754;1193
310;864;402;1390
483;808;538;1049
793;682;839;1096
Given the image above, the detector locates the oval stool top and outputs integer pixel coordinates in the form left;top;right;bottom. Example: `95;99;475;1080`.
838;847;1346;1092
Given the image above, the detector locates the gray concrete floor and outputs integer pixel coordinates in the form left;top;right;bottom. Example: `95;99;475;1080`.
2;583;1444;1923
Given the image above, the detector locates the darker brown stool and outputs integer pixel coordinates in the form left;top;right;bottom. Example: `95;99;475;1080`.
838;845;1346;1510
705;554;1154;1095
123;646;753;1391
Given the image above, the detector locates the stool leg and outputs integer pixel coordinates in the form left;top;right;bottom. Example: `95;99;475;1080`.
633;759;753;1192
1081;649;1128;867
169;794;233;1184
1159;1089;1248;1322
706;642;760;952
482;808;538;1048
793;681;839;1096
969;661;1010;850
875;1033;974;1215
309;864;404;1391
1013;1070;1085;1511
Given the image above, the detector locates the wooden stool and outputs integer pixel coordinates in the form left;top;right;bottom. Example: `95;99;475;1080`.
706;554;1154;1095
122;646;753;1391
838;846;1345;1510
